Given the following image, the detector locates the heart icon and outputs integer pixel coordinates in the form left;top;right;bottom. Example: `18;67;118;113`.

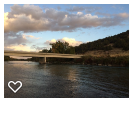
8;81;22;93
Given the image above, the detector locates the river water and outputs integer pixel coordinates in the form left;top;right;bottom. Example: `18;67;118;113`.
4;61;129;98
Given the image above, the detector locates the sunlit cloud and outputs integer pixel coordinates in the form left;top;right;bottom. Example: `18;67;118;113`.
77;12;83;15
23;34;40;39
61;37;82;46
5;44;35;52
45;37;82;46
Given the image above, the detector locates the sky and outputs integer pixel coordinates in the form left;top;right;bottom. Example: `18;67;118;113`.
4;4;129;52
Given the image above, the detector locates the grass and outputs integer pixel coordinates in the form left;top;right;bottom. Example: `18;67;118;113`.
81;55;129;66
81;48;129;66
84;48;129;57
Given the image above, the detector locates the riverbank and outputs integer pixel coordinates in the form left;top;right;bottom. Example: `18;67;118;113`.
38;55;128;67
45;62;128;67
81;55;129;67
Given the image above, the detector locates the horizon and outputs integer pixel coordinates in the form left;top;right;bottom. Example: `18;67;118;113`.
4;4;129;52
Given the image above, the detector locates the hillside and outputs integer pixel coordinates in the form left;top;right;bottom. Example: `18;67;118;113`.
84;48;129;57
75;30;129;55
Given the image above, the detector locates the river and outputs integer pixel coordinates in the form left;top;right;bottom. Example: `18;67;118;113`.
4;61;129;98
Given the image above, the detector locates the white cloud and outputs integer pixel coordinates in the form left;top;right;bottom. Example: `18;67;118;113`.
4;32;27;46
61;37;82;46
84;14;98;19
45;37;82;46
77;12;83;15
5;44;35;52
45;39;57;44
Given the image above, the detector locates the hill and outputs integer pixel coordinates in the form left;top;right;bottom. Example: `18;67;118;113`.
75;30;129;54
73;30;129;66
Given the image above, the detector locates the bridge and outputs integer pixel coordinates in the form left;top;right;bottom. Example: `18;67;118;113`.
4;51;83;64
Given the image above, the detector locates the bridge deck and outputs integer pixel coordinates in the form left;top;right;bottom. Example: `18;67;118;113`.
4;51;83;58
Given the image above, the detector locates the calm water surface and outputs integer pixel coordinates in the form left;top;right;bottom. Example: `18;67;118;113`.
4;61;129;98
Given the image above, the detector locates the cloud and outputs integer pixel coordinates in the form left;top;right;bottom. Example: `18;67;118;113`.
45;39;57;44
45;37;82;46
4;31;40;51
4;32;39;49
7;4;44;20
117;13;129;18
95;12;111;17
4;32;27;46
77;12;83;15
4;4;129;33
23;34;40;39
21;43;26;46
30;45;46;51
60;37;82;46
57;6;61;10
5;44;35;52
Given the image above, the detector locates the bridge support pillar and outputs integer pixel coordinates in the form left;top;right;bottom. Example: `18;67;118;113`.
39;57;46;64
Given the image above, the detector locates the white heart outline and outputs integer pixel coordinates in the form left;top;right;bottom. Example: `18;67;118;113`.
8;81;22;93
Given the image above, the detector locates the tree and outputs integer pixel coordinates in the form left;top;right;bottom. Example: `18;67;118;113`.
48;48;52;53
65;46;75;54
103;40;110;45
40;49;48;53
4;56;10;61
50;41;69;54
104;45;112;51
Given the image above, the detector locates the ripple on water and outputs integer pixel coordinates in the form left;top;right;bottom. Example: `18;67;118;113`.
4;61;129;98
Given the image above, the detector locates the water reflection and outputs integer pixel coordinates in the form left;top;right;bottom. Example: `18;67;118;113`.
34;64;80;97
46;65;78;81
4;61;129;98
